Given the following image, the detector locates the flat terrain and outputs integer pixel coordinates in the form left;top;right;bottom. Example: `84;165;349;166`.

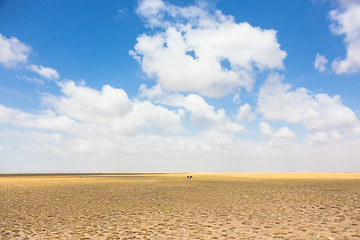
0;173;359;239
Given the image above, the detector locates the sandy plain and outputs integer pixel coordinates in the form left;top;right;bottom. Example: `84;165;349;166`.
0;173;359;239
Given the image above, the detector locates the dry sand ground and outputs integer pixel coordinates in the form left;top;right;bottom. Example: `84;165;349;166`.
0;173;359;239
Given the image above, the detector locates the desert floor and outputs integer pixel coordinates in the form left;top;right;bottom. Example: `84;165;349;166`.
0;173;359;239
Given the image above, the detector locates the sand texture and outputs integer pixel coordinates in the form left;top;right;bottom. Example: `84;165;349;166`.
0;173;359;239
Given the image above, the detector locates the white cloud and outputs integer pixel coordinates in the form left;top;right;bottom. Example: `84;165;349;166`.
43;81;184;135
259;121;273;138
139;84;164;99
132;0;286;97
2;122;360;172
136;0;166;27
232;93;240;104
260;121;296;146
335;0;360;8
329;3;360;73
236;103;256;122
351;125;360;136
139;84;244;133
183;94;245;133
0;80;185;137
258;73;358;132
306;130;343;145
17;75;44;84
0;33;31;68
29;65;60;79
0;34;60;81
115;99;185;135
314;53;328;72
45;81;133;123
0;104;78;132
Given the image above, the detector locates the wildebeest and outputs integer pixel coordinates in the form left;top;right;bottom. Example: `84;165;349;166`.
187;176;192;179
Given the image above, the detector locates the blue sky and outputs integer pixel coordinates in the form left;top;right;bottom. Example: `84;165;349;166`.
0;0;360;173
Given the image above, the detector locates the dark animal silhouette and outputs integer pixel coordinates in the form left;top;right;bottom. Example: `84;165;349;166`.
187;176;193;179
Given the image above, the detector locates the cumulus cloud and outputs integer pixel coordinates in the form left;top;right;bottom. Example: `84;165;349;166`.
236;103;256;122
0;34;60;81
329;3;360;73
306;130;343;145
181;94;245;133
136;0;166;26
43;81;184;135
0;80;184;137
45;81;133;123
314;53;328;72
139;84;244;133
28;65;60;79
116;99;185;135
0;104;78;132
351;125;360;135
259;121;296;146
335;0;360;8
131;0;286;97
0;33;31;68
258;73;358;132
1;77;360;172
139;84;164;99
